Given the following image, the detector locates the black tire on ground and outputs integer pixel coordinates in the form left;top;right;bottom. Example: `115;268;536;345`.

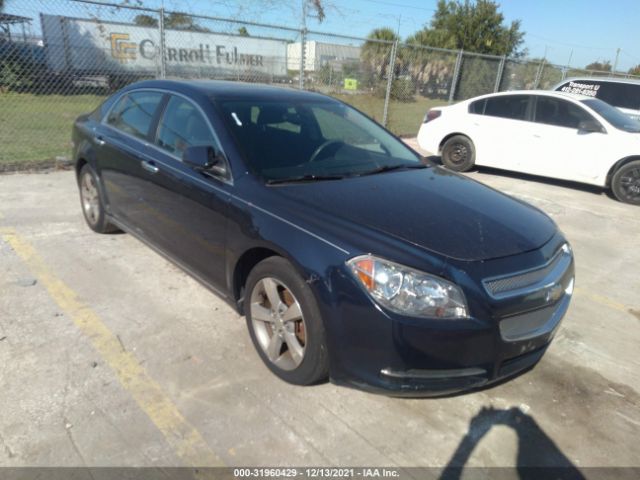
611;160;640;205
78;164;119;233
441;135;475;172
245;256;329;385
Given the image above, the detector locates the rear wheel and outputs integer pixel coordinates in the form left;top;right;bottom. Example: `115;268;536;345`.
245;257;329;385
441;135;475;172
611;160;640;205
78;164;119;233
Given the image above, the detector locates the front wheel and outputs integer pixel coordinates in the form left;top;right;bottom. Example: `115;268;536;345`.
611;160;640;205
78;164;119;233
441;135;475;172
245;257;329;385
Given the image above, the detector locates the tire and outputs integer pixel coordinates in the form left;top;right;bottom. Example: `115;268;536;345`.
78;164;119;233
611;160;640;205
441;135;475;172
245;256;329;385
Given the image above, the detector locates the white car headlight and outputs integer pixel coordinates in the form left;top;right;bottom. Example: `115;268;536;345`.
347;254;468;319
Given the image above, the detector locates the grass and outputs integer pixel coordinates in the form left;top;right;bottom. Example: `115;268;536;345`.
0;91;445;170
331;93;448;137
0;92;105;168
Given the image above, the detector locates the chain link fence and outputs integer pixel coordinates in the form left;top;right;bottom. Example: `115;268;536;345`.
2;0;640;168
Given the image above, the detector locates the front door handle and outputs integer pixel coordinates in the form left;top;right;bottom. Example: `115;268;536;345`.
94;135;106;146
141;160;159;174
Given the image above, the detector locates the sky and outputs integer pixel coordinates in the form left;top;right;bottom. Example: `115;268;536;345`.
5;0;640;71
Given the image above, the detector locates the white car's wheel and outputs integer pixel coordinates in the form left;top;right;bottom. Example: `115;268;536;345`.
612;160;640;205
441;135;475;172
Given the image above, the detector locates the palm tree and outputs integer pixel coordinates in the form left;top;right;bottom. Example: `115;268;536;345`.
360;28;399;81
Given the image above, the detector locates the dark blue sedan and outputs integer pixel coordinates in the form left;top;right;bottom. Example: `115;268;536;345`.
72;80;575;396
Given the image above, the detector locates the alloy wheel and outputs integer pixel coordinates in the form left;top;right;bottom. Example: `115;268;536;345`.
250;277;306;371
80;171;100;226
619;166;640;201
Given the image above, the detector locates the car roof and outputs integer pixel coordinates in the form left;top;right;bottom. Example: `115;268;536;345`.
122;79;336;103
461;89;589;103
555;77;640;87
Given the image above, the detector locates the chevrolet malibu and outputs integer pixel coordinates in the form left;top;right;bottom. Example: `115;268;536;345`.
417;90;640;205
73;80;574;396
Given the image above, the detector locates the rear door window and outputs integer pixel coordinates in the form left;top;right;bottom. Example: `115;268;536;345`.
483;95;530;120
106;91;164;140
534;96;595;129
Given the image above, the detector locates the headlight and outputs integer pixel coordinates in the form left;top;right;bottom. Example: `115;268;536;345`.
347;254;468;319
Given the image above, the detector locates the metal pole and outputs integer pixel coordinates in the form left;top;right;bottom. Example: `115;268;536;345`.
299;0;307;89
382;39;398;127
533;58;546;89
612;48;620;77
448;49;463;103
494;55;506;92
159;8;166;79
298;31;306;89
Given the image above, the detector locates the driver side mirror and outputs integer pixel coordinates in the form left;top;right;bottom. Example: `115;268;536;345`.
183;145;220;170
578;120;605;134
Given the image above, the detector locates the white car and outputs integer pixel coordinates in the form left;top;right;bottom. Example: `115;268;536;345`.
417;90;640;205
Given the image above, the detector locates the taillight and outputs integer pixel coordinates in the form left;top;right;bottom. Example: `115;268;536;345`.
423;109;442;123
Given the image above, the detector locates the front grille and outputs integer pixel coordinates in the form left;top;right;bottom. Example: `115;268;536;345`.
483;244;572;299
499;294;571;341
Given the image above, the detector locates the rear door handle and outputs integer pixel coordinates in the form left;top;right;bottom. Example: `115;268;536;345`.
141;160;159;174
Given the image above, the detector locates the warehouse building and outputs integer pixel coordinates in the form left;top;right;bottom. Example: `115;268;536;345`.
287;40;360;72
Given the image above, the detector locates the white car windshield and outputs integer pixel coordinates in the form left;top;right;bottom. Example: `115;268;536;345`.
582;98;640;133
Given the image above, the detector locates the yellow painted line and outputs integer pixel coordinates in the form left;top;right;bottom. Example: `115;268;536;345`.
574;286;629;314
1;228;224;467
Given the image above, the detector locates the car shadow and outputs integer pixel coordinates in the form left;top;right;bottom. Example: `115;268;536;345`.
439;406;586;480
427;155;612;200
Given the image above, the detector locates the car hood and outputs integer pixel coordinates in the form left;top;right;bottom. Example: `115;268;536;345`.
268;167;557;261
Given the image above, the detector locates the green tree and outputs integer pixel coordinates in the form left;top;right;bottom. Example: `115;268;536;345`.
414;0;525;57
629;64;640;76
585;60;612;72
133;14;158;27
132;11;210;32
238;26;249;36
360;27;400;82
164;12;209;32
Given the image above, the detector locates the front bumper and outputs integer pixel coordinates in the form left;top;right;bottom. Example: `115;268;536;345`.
321;238;574;397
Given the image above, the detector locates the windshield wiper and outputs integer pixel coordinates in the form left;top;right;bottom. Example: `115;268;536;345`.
266;174;346;185
358;163;428;176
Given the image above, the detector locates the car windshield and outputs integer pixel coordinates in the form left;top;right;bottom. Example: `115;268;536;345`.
216;98;422;182
581;98;640;133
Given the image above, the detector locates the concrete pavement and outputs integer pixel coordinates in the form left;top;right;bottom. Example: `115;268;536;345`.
0;166;638;469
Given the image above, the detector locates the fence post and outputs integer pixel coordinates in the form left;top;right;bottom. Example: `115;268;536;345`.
159;7;166;79
533;59;545;89
494;55;506;92
298;29;306;89
448;49;463;104
382;39;398;127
